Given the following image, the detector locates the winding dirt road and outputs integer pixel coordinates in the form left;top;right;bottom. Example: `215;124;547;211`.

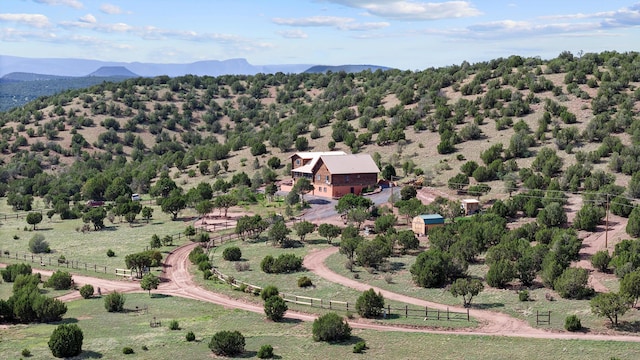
302;246;640;342
7;238;639;342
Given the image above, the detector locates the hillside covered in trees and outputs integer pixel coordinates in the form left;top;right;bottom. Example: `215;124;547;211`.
0;50;639;220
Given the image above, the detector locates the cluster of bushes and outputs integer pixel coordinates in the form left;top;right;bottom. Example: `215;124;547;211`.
28;233;50;253
79;284;94;299
223;246;242;261
356;289;385;318
209;330;245;357
260;253;303;274
297;276;313;288
1;263;32;282
312;313;352;342
0;265;67;323
49;324;83;358
104;291;125;312
44;270;73;290
260;285;288;322
189;246;211;274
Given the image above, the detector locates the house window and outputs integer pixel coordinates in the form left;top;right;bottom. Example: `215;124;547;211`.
325;175;329;182
316;175;320;181
296;159;300;165
324;187;327;192
346;176;350;182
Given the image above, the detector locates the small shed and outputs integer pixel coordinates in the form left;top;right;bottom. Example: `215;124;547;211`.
461;199;480;215
412;214;445;236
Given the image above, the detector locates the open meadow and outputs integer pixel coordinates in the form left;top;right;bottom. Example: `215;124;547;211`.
2;283;640;360
199;238;478;329
324;249;640;334
0;199;197;278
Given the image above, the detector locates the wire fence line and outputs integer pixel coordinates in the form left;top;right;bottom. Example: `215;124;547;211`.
0;209;50;221
0;215;231;277
0;249;111;274
208;266;471;323
3;214;473;324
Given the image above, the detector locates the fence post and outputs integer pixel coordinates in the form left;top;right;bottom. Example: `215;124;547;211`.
467;308;470;321
104;266;107;273
85;263;87;271
437;309;440;320
425;306;428;319
405;305;408;318
447;307;450;320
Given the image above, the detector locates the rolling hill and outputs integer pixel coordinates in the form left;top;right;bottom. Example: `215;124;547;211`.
0;50;638;217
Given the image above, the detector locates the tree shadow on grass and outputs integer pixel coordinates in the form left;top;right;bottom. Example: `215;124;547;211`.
56;317;79;324
304;239;330;245
280;317;303;325
234;350;258;358
150;293;172;299
615;321;640;333
382;313;402;320
327;335;366;347
471;302;505;310
78;350;103;359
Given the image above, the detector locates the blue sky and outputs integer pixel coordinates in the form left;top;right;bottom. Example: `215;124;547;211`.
1;0;640;69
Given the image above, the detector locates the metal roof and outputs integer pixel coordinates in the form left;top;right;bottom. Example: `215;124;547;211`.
289;151;346;159
416;214;445;224
319;154;380;174
290;151;347;174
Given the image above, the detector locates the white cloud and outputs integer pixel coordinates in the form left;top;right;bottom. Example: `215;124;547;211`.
59;20;134;33
0;27;57;41
340;21;389;30
273;16;353;27
277;29;308;39
272;16;389;31
325;0;481;20
538;3;640;28
0;13;51;28
79;14;96;24
33;0;83;9
100;3;124;15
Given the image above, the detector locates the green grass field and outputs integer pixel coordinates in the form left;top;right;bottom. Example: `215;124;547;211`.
324;249;640;334
0;201;197;276
2;283;640;360
200;239;477;328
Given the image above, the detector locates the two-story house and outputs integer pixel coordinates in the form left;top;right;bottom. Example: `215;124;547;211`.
290;152;380;199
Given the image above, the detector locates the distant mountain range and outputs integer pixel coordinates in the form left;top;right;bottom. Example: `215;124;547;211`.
0;55;392;77
0;55;393;111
